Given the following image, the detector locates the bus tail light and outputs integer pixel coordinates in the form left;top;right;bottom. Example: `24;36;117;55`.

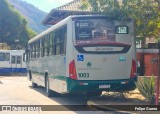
69;60;77;80
130;59;136;78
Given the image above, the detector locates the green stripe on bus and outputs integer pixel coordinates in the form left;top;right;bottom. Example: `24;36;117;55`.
32;71;44;75
32;71;66;81
51;75;66;81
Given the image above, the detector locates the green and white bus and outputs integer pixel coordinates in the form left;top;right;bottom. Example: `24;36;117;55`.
27;15;137;97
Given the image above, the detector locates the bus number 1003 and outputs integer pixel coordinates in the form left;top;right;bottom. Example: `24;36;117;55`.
78;73;89;78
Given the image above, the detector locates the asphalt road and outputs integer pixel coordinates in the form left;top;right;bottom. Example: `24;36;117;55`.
0;76;120;114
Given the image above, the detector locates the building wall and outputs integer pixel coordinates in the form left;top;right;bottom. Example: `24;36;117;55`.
137;49;159;76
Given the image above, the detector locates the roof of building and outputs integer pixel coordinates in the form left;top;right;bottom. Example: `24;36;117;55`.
42;0;93;26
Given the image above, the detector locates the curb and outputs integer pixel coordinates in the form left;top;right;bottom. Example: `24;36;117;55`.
87;100;136;114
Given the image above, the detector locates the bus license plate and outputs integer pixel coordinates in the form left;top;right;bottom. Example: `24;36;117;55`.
99;85;110;89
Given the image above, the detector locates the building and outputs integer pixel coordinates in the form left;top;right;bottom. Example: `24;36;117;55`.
42;0;93;26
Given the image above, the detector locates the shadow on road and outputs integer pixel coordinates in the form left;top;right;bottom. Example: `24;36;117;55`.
28;86;135;114
28;85;93;111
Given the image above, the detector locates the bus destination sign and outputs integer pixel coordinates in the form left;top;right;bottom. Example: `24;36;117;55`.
115;26;129;34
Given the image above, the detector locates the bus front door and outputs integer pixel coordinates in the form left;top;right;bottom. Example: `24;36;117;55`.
11;55;22;73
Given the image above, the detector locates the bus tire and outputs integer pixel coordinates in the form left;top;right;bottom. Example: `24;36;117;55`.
32;82;38;88
30;71;38;88
45;75;60;97
45;76;52;97
86;91;102;97
29;70;32;81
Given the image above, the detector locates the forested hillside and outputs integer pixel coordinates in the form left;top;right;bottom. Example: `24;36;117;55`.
7;0;48;33
0;0;36;49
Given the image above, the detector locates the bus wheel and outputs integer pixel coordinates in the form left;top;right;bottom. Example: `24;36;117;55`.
45;76;53;97
86;91;102;97
45;76;60;97
29;71;32;81
32;82;38;88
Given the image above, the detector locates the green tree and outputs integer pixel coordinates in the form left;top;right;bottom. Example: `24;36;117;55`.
82;0;160;43
0;0;36;49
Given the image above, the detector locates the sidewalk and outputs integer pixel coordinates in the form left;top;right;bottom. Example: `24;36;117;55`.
87;100;159;114
87;89;159;114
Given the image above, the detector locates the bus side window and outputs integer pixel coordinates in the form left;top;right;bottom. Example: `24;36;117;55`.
5;53;10;61
44;35;48;56
11;56;16;64
36;40;40;58
34;42;36;58
47;34;50;56
30;44;33;58
55;25;67;55
49;33;53;56
55;30;60;55
41;38;45;57
52;32;56;55
27;45;31;60
17;56;22;64
0;53;5;61
32;43;36;58
62;25;67;54
35;42;37;58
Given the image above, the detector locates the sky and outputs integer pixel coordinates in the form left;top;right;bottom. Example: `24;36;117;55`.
22;0;73;13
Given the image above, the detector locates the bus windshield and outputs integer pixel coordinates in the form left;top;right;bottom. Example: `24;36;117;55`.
75;19;115;44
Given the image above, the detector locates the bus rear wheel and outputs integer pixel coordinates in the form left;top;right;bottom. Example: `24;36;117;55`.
45;76;52;97
32;82;38;88
45;76;60;97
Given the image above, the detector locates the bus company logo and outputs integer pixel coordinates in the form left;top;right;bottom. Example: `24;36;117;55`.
77;55;84;61
87;62;92;68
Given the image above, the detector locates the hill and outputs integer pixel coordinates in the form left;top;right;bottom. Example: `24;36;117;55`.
7;0;48;33
0;0;36;49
